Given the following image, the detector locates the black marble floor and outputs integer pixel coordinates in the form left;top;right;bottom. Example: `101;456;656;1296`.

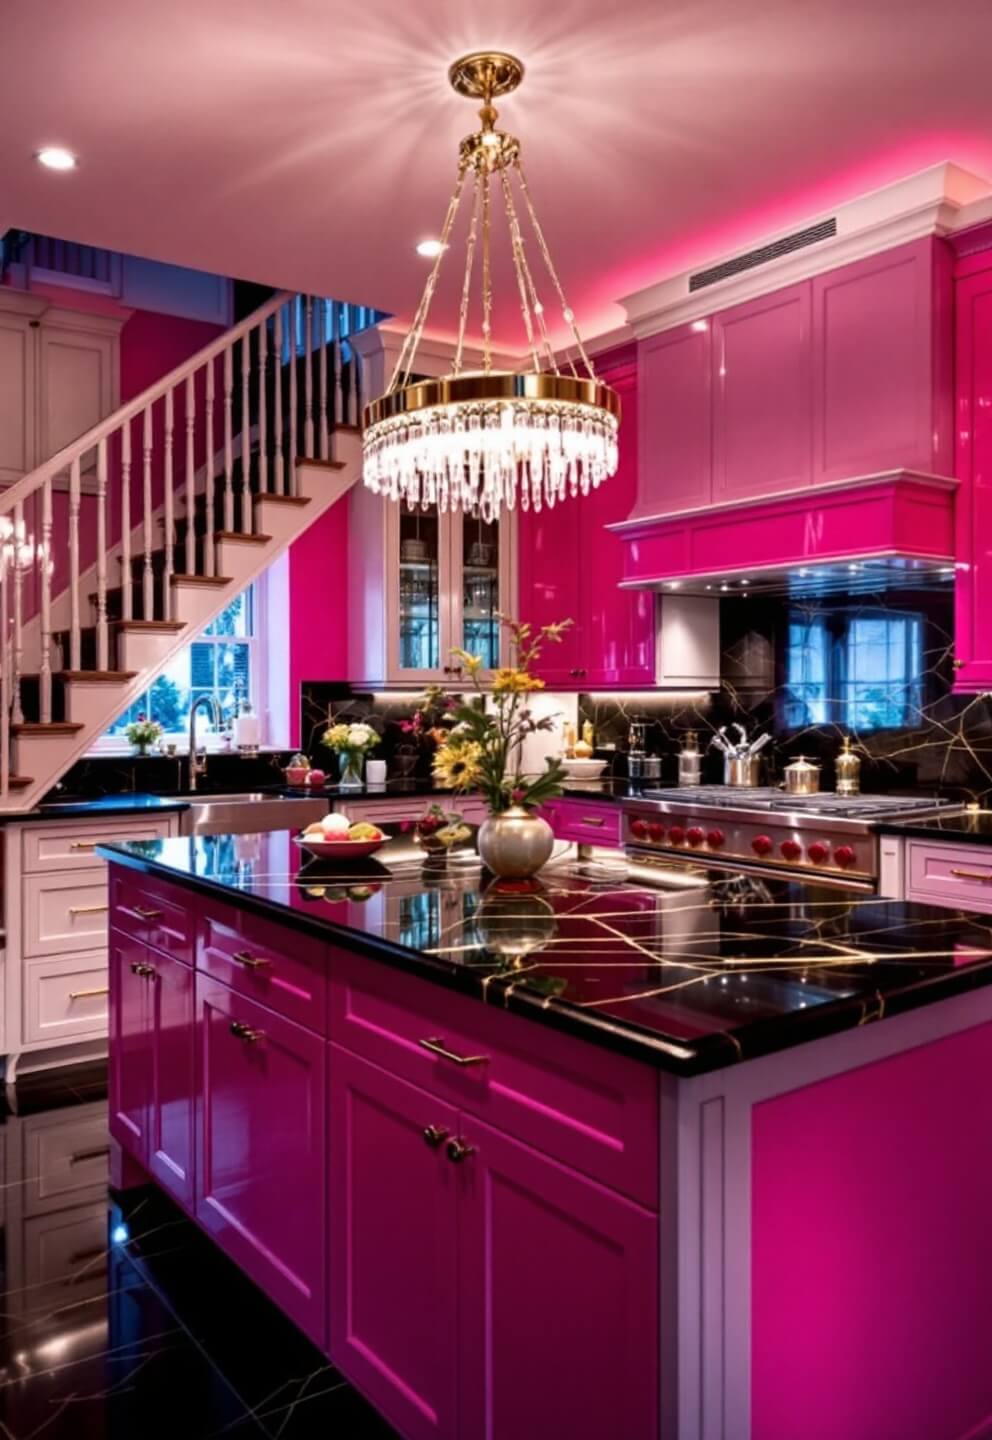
0;1064;398;1438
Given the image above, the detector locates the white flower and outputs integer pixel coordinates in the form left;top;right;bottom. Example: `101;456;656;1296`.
348;723;374;747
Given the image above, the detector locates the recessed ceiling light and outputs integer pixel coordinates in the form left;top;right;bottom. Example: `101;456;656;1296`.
36;146;77;171
415;239;447;258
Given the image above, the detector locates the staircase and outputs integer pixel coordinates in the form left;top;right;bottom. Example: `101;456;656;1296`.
0;290;366;810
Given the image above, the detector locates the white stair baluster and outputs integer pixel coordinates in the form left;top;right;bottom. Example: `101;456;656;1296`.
319;298;329;460
1;549;9;798
288;299;298;492
241;333;251;528
304;296;314;458
11;502;24;726
347;340;359;426
96;437;109;668
274;307;284;494
185;372;196;575
223;345;234;532
40;477;53;722
353;348;363;428
142;406;154;617
121;422;132;622
204;360;215;575
163;392;175;618
258;320;268;494
69;457;82;670
333;321;344;427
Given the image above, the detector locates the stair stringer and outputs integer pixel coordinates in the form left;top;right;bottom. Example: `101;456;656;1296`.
7;433;361;810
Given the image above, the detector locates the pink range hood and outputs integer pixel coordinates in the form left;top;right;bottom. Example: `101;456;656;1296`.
607;470;958;598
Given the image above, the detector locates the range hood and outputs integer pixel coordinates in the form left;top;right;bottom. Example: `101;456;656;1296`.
608;471;958;600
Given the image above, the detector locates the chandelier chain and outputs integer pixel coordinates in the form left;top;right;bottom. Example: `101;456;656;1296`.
505;167;563;376
389;162;469;393
514;159;597;381
481;168;493;375
498;166;547;375
452;171;482;377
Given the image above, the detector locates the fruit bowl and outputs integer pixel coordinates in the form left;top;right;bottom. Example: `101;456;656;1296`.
294;834;387;861
558;758;608;779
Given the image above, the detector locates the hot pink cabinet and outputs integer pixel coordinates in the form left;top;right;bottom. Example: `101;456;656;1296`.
195;977;327;1347
952;251;992;690
459;1118;658;1440
519;348;655;687
329;1046;460;1440
108;928;195;1211
637;322;711;515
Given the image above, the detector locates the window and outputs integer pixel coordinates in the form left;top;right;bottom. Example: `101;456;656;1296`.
104;589;256;744
781;608;924;731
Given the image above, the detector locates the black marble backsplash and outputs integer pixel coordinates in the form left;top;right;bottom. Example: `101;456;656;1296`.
42;750;293;802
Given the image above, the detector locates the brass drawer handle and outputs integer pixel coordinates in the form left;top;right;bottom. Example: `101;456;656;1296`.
68;904;109;917
231;949;272;970
131;905;163;920
445;1137;476;1164
70;842;97;851
950;868;992;882
419;1036;490;1067
69;986;109;1000
580;816;605;827
69;1245;105;1267
230;1020;264;1044
422;1124;449;1149
130;962;156;979
70;1145;110;1166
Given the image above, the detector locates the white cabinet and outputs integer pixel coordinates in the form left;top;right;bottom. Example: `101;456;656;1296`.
348;481;517;686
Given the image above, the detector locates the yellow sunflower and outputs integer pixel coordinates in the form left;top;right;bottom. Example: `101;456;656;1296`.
491;667;545;694
432;740;484;791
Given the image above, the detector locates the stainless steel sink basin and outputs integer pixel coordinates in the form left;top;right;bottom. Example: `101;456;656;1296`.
180;791;327;836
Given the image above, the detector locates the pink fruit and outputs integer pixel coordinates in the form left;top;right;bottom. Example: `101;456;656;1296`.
307;769;326;787
286;767;308;785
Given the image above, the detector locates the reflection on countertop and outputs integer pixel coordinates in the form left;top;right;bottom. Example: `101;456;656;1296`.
876;809;992;845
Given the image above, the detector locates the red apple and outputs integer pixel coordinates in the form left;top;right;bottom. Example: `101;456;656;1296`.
307;769;326;787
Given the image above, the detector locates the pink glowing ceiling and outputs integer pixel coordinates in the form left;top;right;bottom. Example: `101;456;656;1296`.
4;0;992;350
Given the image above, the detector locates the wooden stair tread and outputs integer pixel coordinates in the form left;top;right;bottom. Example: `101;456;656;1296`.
254;493;310;507
295;456;346;471
215;531;272;544
111;619;186;633
332;423;362;435
58;670;138;683
170;573;232;587
12;722;84;735
7;777;34;789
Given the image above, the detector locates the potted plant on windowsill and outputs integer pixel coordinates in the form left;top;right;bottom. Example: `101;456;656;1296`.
126;715;163;757
432;617;572;882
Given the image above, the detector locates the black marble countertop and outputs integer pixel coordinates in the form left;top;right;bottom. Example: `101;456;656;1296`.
0;793;190;825
98;828;992;1076
875;810;992;845
276;777;651;804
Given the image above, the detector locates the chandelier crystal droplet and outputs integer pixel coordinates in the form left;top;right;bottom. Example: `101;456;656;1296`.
362;51;620;519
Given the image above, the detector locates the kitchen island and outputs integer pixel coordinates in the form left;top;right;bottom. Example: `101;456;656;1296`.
100;829;992;1440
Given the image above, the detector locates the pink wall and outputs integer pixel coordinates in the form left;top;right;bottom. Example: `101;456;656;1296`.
119;310;225;402
752;1021;992;1440
287;500;350;743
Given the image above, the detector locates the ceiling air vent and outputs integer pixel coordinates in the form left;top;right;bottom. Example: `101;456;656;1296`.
688;218;838;293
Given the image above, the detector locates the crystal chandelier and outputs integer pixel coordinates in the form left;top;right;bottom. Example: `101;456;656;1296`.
362;51;620;520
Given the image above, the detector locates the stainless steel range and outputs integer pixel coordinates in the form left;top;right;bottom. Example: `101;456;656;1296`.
623;787;958;890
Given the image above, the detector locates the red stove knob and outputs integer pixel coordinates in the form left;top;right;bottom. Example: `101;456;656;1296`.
630;818;649;839
834;844;856;869
752;834;774;857
780;839;803;861
807;841;830;864
686;826;705;847
648;821;665;842
706;828;726;849
668;825;686;845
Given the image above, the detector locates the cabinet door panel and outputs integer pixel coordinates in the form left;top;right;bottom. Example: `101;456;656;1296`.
196;978;326;1346
329;1046;459;1440
148;950;195;1211
637;323;712;516
517;498;584;684
108;930;151;1161
458;1119;659;1440
953;265;992;689
387;502;452;684
713;282;811;501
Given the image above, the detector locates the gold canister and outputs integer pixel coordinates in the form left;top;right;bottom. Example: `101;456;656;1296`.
835;736;861;796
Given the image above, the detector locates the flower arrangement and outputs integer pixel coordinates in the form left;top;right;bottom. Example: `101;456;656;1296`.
125;714;163;755
431;617;572;815
321;720;380;786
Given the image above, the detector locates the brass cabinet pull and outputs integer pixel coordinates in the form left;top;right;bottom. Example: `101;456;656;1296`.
130;962;156;979
580;816;605;827
232;949;272;970
70;1145;110;1166
445;1137;476;1164
422;1124;449;1149
418;1036;490;1067
68;904;109;917
69;1244;105;1267
131;905;163;920
69;986;110;1000
230;1020;264;1044
70;841;97;851
950;868;992;882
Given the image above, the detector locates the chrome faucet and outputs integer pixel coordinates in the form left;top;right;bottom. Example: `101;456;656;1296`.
188;695;222;792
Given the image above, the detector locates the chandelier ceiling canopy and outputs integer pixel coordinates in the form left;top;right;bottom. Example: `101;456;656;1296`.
362;51;621;520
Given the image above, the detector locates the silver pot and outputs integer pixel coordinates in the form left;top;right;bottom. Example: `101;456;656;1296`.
724;754;762;787
783;755;821;796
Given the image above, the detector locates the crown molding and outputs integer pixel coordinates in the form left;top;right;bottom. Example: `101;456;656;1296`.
620;162;992;340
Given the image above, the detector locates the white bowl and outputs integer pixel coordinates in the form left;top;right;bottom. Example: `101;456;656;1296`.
558;758;608;779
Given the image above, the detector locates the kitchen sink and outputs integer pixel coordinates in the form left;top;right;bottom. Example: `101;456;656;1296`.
180;791;327;836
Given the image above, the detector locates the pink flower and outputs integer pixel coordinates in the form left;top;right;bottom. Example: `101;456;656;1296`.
511;787;526;805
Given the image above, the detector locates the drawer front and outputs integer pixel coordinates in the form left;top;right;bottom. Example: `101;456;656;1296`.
23;954;110;1045
334;797;488;825
21;1203;109;1312
907;841;992;913
543;799;622;848
199;903;328;1033
329;950;659;1208
23;869;110;958
23;816;177;873
110;869;194;962
22;1101;109;1216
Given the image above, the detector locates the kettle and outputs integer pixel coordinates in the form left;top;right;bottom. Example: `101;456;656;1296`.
783;755;821;796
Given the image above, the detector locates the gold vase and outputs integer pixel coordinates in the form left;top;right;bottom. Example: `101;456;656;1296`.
477;806;554;880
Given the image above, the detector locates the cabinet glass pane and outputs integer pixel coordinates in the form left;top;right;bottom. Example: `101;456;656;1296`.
398;507;440;672
460;513;500;669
